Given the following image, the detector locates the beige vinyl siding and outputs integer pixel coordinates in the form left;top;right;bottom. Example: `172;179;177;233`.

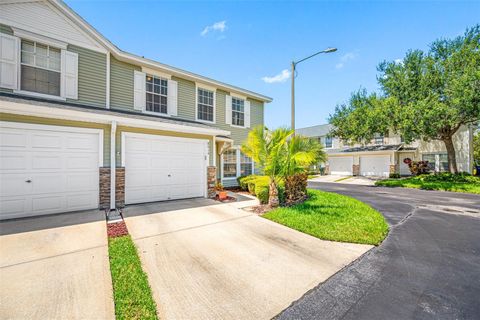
173;76;196;120
115;126;214;167
0;113;111;166
110;56;140;111
66;45;106;108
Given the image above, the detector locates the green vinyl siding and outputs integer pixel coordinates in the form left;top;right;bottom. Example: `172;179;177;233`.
0;24;13;35
173;76;196;120
110;56;140;111
66;45;106;108
115;126;214;167
0;113;111;166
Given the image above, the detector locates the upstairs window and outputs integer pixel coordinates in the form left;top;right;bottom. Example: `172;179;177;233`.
374;134;384;144
223;149;237;178
20;40;61;96
325;136;333;148
197;88;214;122
146;74;168;114
232;97;245;126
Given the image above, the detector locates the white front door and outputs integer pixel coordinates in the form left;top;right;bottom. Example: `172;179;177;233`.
399;153;415;175
0;122;101;220
123;133;208;205
329;156;353;175
360;155;390;177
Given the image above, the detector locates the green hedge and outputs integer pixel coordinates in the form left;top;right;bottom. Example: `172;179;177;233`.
238;175;285;205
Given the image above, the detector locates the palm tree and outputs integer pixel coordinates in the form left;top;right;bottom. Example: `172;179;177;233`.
241;126;326;207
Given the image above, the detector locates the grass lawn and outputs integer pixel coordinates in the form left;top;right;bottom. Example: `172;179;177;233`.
263;189;388;245
108;235;158;320
375;174;480;194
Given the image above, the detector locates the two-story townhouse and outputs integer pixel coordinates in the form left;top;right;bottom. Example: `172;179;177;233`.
0;0;271;220
296;124;473;177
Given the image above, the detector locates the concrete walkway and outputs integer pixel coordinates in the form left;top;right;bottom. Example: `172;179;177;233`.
124;199;372;320
0;210;114;320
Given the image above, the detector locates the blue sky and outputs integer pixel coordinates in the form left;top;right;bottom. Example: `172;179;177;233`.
66;0;479;129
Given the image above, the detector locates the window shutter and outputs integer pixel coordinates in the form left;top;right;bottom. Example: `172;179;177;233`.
225;95;232;125
0;34;19;90
63;51;78;99
133;70;146;111
245;100;251;128
167;79;178;116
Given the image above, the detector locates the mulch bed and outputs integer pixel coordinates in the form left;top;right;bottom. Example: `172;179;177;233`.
244;204;272;215
107;221;129;238
214;195;237;203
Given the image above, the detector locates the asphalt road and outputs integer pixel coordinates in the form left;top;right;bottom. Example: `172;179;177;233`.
276;183;480;320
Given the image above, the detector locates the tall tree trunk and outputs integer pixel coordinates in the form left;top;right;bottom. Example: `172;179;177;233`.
268;178;279;208
443;135;458;173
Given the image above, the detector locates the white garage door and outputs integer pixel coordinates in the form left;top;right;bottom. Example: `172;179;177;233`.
329;156;353;175
360;155;390;177
124;133;208;204
0;122;101;220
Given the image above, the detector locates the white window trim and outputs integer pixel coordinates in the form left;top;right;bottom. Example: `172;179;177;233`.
15;38;67;100
221;146;254;180
195;84;216;124
145;73;169;115
142;66;172;80
231;96;246;128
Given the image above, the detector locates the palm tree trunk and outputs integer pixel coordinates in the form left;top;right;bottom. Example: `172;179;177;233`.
268;178;279;208
443;135;458;173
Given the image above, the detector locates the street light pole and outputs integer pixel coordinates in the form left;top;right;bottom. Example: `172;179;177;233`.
291;47;337;134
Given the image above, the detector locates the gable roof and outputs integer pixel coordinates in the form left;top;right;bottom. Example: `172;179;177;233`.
296;124;333;137
44;0;273;103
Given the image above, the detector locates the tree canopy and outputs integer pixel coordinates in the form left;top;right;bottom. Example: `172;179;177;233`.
329;25;480;173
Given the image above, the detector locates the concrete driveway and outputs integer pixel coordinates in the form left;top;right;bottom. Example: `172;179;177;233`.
124;199;372;320
277;182;480;319
0;210;114;320
309;175;378;186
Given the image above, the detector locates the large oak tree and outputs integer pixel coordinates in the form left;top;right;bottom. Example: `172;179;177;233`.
329;25;480;173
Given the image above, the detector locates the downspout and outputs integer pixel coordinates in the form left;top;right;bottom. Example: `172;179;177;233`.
110;121;116;210
212;136;216;166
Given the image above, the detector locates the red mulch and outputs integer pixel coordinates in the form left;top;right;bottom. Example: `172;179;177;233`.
214;195;237;203
107;221;129;238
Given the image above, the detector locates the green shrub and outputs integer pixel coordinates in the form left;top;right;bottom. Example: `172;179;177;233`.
421;172;474;183
256;185;269;204
238;175;257;190
389;173;401;179
248;181;257;195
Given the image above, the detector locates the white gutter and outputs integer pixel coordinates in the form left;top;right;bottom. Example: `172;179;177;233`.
0;99;231;137
110;121;116;210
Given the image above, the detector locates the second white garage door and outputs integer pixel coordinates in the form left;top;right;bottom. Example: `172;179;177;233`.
360;155;390;177
123;133;209;204
329;156;353;175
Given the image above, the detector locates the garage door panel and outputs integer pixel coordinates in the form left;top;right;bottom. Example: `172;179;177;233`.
124;134;207;205
360;156;390;177
329;157;353;175
0;131;26;147
32;154;63;169
31;134;62;149
0;123;100;219
0;151;28;170
126;137;149;151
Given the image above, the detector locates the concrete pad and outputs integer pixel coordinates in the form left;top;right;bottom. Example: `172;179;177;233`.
309;174;350;183
309;175;378;186
0;211;114;320
125;203;372;320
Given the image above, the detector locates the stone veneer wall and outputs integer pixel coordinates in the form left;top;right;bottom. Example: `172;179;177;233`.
352;164;360;176
98;167;125;209
389;164;398;175
207;166;217;198
324;165;330;175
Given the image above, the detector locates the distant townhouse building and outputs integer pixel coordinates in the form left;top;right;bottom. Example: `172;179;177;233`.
296;124;473;177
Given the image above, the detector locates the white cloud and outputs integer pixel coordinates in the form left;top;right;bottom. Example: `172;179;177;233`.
394;58;404;65
335;52;357;69
261;69;291;84
201;21;227;36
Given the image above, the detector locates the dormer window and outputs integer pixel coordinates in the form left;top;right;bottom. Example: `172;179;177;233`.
146;74;168;114
20;40;61;96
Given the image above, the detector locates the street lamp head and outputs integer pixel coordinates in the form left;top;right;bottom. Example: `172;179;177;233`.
323;47;337;53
